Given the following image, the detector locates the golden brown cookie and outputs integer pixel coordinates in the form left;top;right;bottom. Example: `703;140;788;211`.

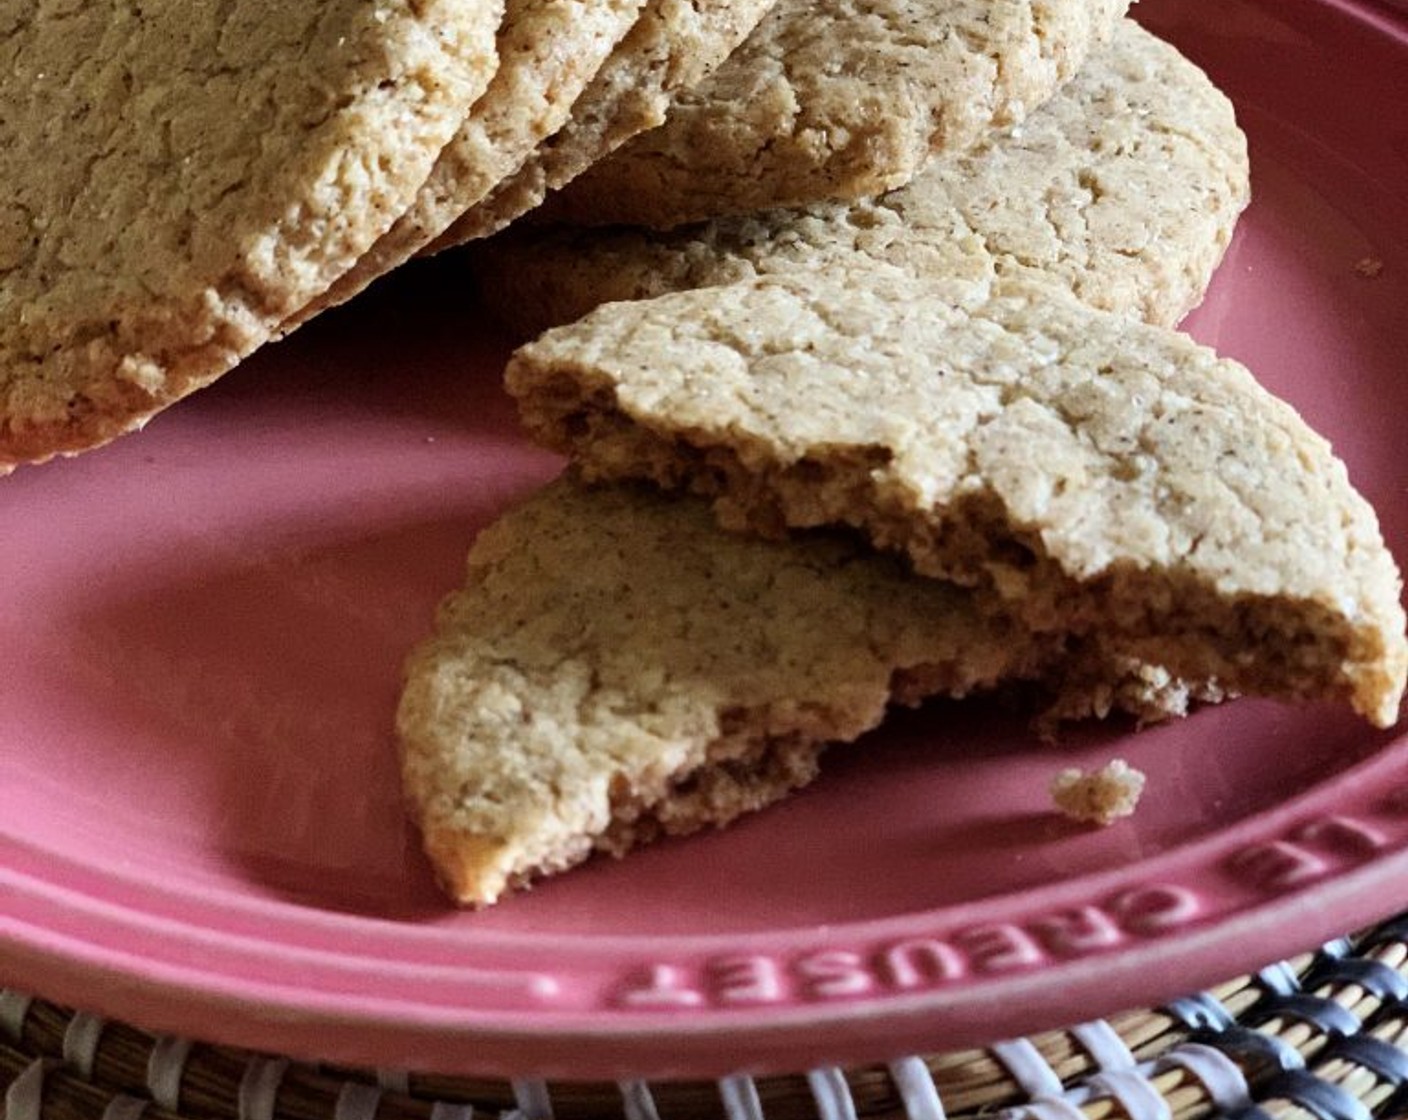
398;476;1196;906
286;0;645;330
534;0;1132;229
428;0;779;248
507;269;1408;727
472;21;1249;336
0;0;499;472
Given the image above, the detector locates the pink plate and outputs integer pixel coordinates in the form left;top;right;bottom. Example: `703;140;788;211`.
3;0;1408;1082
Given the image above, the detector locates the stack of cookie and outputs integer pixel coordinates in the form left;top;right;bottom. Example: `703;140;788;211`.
470;13;1251;333
393;5;1408;905
0;0;778;472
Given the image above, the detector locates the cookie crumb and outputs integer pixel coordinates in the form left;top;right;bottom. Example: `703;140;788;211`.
1355;257;1384;278
1050;759;1146;825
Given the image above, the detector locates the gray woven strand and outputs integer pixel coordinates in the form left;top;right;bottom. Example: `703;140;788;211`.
335;1081;383;1120
145;1036;194;1112
3;1059;48;1120
806;1068;858;1120
887;1057;946;1120
237;1057;289;1120
61;1010;106;1079
0;990;33;1043
719;1074;766;1120
618;1079;662;1120
100;1094;151;1120
512;1078;554;1120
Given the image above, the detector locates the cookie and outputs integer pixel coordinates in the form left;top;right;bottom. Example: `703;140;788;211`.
473;21;1249;335
0;0;499;472
531;0;1132;230
397;476;1196;907
427;0;779;248
506;269;1408;727
286;0;645;330
1049;759;1145;825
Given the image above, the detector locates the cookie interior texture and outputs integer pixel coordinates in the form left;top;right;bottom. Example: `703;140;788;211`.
471;19;1250;337
0;0;500;472
428;0;781;248
506;269;1408;728
285;0;646;330
534;0;1131;229
398;476;1210;907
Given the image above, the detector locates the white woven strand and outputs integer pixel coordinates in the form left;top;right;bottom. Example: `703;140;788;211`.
237;1056;289;1120
61;1011;106;1079
335;1081;383;1120
806;1067;857;1120
617;1079;662;1120
989;1039;1064;1098
101;1094;151;1120
512;1078;553;1120
145;1036;193;1112
718;1074;766;1120
1085;1070;1171;1120
886;1057;946;1120
0;990;34;1043
1157;1043;1253;1113
3;1059;48;1120
1070;1021;1136;1071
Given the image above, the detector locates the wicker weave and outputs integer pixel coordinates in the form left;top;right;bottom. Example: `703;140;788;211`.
8;917;1408;1120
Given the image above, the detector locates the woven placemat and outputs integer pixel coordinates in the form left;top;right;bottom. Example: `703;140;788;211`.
7;914;1408;1120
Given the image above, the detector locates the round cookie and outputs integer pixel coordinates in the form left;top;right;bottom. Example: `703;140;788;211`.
532;0;1132;230
286;0;645;331
472;21;1250;336
506;268;1408;728
0;0;499;472
427;0;779;248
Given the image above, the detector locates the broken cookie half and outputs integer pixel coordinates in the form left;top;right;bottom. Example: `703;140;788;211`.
506;269;1408;727
397;477;1190;907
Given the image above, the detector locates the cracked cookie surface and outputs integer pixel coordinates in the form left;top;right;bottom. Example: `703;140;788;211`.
428;0;780;248
0;0;498;472
533;0;1131;230
474;21;1249;336
506;268;1408;727
287;0;644;329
